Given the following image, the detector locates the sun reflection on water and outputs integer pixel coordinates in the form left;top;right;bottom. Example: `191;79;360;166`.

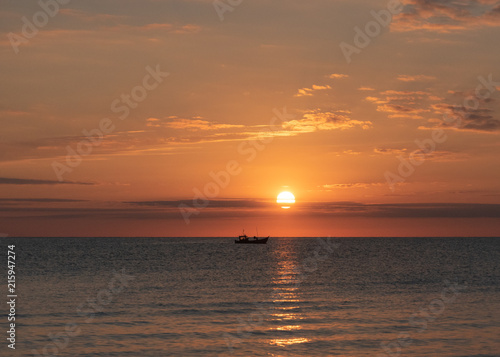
269;337;310;347
268;255;311;347
276;325;302;331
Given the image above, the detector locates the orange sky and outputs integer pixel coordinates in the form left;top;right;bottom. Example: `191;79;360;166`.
1;0;500;236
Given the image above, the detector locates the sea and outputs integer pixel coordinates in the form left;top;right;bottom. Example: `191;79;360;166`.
5;237;500;356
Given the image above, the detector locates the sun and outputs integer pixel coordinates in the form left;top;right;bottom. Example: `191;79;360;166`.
277;191;295;209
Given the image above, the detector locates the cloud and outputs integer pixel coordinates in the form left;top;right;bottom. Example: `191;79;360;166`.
0;11;202;51
294;84;331;97
392;0;500;33
3;198;500;221
328;149;363;156
342;150;361;155
320;183;383;189
397;74;436;82
374;146;469;161
0;109;31;117
120;199;500;219
120;201;500;218
365;96;384;103
367;202;500;218
0;198;87;202
376;104;430;119
59;8;128;24
137;23;201;34
382;90;430;95
374;147;408;155
57;8;202;35
421;114;500;133
327;74;349;79
147;116;244;131
421;93;500;133
282;111;372;132
1;108;374;164
126;199;270;209
368;90;435;119
457;109;500;132
0;177;94;185
418;150;471;162
358;86;375;91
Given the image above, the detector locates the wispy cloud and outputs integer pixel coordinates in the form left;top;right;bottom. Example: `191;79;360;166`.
282;110;372;132
0;177;94;185
421;92;500;133
294;84;331;97
55;200;500;219
0;198;87;202
327;74;349;79
397;74;436;82
320;183;384;189
374;147;408;155
374;147;470;161
392;0;500;33
59;8;129;24
418;150;471;162
367;90;436;119
147;116;244;131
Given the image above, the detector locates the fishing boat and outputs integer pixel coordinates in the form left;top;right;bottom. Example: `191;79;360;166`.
234;230;269;244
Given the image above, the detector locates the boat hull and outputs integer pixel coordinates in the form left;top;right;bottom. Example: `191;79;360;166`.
234;237;269;244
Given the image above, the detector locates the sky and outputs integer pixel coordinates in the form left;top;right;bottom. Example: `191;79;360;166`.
1;0;500;237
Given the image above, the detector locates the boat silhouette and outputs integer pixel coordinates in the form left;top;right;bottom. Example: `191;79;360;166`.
234;230;269;244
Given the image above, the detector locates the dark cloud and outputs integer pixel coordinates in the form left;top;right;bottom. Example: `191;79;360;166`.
126;199;272;209
126;200;500;218
423;93;500;132
365;203;500;218
1;199;499;220
392;0;500;32
439;108;500;132
462;111;500;131
0;177;94;185
0;198;87;202
367;90;434;119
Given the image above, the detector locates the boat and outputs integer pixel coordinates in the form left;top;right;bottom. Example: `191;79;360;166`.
234;230;269;244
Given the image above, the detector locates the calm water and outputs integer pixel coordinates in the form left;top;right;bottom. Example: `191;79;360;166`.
5;237;500;356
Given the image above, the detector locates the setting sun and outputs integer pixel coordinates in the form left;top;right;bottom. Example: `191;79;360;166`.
277;191;296;209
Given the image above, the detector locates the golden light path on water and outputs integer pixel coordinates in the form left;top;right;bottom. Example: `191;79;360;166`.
267;253;311;348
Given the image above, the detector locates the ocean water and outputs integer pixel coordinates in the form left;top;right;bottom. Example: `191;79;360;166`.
5;237;500;356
